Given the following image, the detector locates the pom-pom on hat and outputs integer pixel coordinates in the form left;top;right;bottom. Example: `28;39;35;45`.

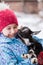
0;9;18;32
0;2;10;10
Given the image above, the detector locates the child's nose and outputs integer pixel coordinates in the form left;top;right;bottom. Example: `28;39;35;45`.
11;29;14;34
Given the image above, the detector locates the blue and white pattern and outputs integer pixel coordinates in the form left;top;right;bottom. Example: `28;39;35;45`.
0;33;39;65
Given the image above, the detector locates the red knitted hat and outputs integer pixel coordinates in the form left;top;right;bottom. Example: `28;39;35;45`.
0;9;18;32
38;51;43;65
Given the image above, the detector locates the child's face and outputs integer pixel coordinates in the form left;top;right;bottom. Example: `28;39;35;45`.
2;24;18;38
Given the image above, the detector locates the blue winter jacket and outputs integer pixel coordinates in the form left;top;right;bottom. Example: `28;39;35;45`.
0;33;38;65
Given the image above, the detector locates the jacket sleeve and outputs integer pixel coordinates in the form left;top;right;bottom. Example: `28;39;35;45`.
0;43;37;65
0;43;17;65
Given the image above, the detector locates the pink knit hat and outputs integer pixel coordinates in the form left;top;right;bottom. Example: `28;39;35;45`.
0;9;18;32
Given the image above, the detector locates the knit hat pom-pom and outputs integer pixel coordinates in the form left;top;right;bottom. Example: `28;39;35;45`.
0;2;10;10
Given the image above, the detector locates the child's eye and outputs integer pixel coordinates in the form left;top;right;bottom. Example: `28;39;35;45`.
7;27;11;30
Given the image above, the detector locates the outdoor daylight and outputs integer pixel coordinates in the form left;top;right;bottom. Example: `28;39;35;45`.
0;0;43;65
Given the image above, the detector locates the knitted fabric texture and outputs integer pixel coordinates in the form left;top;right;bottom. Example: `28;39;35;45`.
0;9;18;32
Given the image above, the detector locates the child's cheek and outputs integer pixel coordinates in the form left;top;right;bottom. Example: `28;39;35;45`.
14;29;18;33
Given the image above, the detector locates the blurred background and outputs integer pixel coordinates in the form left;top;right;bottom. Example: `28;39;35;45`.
0;0;43;14
0;0;43;38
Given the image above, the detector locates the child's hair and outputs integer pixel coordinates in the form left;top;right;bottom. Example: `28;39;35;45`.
0;2;18;32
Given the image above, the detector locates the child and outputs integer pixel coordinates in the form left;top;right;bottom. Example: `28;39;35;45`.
0;3;37;65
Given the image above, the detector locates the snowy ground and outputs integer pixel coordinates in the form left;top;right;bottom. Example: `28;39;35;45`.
15;12;43;39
